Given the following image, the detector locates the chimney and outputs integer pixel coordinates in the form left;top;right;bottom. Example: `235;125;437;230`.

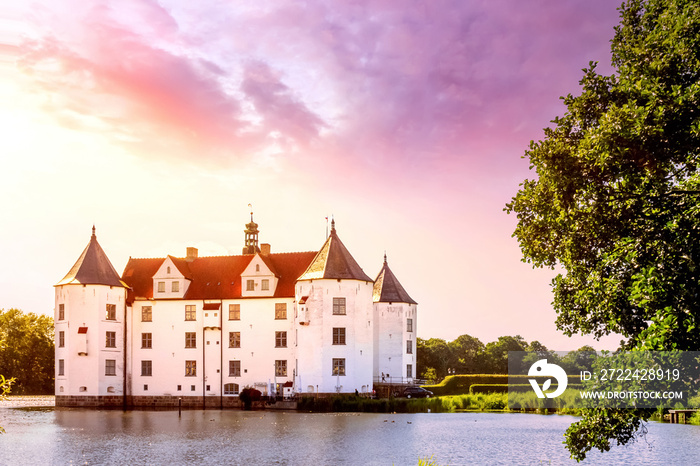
186;247;198;262
260;243;271;256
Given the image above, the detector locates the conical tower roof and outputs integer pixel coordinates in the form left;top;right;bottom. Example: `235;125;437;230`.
56;227;126;287
298;220;372;281
373;254;417;304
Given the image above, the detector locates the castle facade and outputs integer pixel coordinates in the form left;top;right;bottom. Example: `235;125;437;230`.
54;218;417;408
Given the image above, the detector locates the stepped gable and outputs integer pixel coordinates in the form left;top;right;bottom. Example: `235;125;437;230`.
121;251;316;303
56;227;126;288
373;254;417;304
298;221;372;282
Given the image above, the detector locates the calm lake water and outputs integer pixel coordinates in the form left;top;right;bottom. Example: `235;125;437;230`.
1;402;699;465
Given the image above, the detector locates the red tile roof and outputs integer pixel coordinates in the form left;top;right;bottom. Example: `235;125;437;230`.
121;251;317;304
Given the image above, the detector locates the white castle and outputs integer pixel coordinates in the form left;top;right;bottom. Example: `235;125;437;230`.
54;217;417;407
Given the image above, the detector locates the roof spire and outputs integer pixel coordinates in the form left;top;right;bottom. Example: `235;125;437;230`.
92;225;96;238
331;216;335;233
243;205;260;254
384;251;387;264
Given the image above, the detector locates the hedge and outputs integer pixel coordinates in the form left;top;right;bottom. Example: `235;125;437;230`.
423;374;581;396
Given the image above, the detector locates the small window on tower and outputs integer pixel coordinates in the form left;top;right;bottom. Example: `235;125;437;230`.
106;331;116;348
333;298;346;315
106;304;116;320
58;304;65;321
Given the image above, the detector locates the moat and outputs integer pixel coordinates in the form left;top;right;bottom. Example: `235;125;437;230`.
2;400;700;464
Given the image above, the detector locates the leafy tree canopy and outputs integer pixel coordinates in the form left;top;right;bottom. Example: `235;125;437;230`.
506;0;700;460
0;309;54;395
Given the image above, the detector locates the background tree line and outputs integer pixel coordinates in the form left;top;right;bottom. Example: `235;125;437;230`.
417;334;596;382
0;308;54;395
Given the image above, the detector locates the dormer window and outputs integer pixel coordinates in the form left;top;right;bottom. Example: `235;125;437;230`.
256;264;260;272
172;281;179;292
167;266;171;274
246;280;255;291
157;282;165;293
261;279;269;291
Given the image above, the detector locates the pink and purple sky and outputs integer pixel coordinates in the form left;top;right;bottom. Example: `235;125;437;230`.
2;0;626;350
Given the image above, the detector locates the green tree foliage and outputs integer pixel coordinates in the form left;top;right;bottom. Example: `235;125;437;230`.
506;0;700;460
0;374;15;434
417;338;452;380
0;309;54;395
483;336;527;374
418;334;550;380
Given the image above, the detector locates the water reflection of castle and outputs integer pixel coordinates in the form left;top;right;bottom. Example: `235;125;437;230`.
54;216;417;407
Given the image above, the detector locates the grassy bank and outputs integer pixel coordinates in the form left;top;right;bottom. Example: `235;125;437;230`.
297;392;583;414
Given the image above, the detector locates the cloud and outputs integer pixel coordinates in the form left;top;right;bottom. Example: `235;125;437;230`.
15;0;620;173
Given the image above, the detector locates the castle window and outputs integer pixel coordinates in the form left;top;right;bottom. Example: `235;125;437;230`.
105;359;116;376
185;332;196;348
229;332;241;348
167;266;171;274
157;282;165;293
406;340;413;354
58;304;65;321
177;385;182;391
246;280;255;291
256;264;260;272
58;331;65;348
106;304;117;320
407;364;413;379
261;279;269;291
275;360;287;377
229;304;240;320
142;333;152;349
141;360;152;377
333;298;346;315
275;303;287;320
185;305;196;321
407;318;413;333
58;359;65;376
332;328;346;345
275;331;287;348
185;360;196;377
332;358;345;376
142;306;152;322
172;281;179;292
229;360;241;377
106;331;116;348
224;383;239;395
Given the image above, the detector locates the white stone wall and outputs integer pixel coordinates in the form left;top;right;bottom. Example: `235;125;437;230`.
55;284;127;396
128;296;296;398
295;279;374;394
373;302;417;383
